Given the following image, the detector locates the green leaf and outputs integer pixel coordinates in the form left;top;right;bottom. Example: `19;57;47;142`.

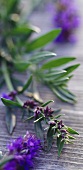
47;126;54;151
53;77;69;86
18;75;32;94
54;114;63;119
1;98;22;107
6;107;16;134
41;100;54;107
68;135;75;140
7;0;19;15
9;25;40;35
57;86;76;101
41;57;76;69
58;64;80;78
51;87;75;104
58;140;65;156
66;127;79;135
26;29;61;52
34;117;44;123
49;64;79;82
57;136;65;156
24;115;34;122
34;121;44;143
44;70;66;79
30;51;56;64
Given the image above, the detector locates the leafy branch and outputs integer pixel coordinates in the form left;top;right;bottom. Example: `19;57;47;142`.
1;98;79;156
0;0;80;134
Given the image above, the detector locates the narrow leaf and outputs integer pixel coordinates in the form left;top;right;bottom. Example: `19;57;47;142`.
41;100;54;107
67;127;79;135
47;126;54;151
68;136;75;140
26;29;61;52
34;117;44;123
55;114;63;119
30;51;56;64
55;86;76;101
34;121;44;143
6;107;16;134
58;139;65;156
1;98;22;107
24;115;34;122
63;64;80;77
42;57;76;69
44;70;66;78
9;24;40;35
51;87;75;104
19;75;32;94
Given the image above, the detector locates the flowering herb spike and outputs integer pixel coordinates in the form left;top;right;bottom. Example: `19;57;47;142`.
51;0;80;43
0;131;41;170
25;101;79;155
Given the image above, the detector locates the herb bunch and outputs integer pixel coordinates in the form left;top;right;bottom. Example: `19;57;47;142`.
0;0;79;105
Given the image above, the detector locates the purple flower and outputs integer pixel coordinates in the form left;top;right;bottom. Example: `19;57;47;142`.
2;93;13;100
3;131;41;170
52;0;80;42
58;120;64;129
44;106;54;118
60;129;67;139
23;100;38;109
2;91;17;100
48;120;56;126
34;107;42;118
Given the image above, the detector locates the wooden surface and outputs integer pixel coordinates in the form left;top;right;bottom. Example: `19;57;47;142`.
0;1;83;170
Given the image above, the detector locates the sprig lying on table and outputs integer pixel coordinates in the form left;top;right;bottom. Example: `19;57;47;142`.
1;97;79;157
24;100;79;156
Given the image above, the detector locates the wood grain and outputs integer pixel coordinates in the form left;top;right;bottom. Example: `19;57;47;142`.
0;1;83;169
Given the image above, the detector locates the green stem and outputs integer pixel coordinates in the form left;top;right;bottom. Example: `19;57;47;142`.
1;60;14;91
1;60;23;106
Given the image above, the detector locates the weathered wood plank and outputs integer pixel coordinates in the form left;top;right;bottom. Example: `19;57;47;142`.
0;0;83;169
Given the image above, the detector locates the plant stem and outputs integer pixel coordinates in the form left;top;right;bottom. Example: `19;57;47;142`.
1;60;23;106
1;60;14;91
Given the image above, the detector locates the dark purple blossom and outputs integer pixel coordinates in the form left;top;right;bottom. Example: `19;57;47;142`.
23;100;38;109
52;0;80;42
2;91;17;100
44;106;54;118
48;120;56;126
34;107;42;118
3;131;41;170
60;129;67;138
58;120;64;129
